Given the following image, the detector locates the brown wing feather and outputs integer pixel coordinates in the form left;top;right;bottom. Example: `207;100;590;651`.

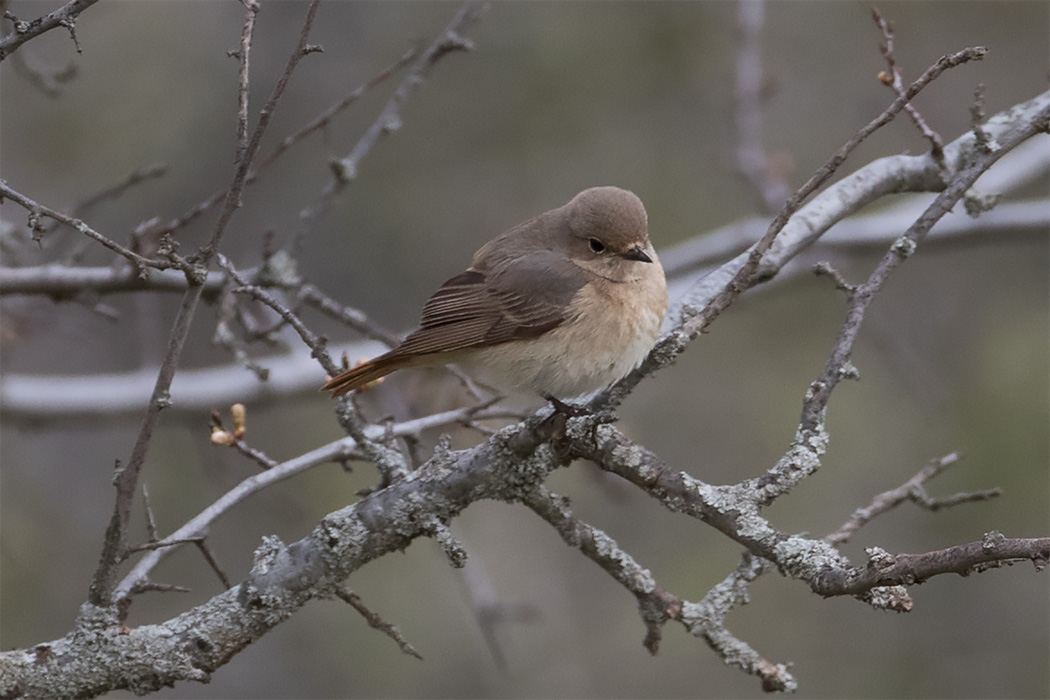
322;250;589;396
398;249;586;356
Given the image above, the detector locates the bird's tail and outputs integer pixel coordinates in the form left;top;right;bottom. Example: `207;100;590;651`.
321;354;405;397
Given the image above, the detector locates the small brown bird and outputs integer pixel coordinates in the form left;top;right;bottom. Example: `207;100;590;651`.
322;186;667;400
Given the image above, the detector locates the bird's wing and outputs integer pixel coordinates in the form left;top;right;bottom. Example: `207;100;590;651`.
393;249;587;357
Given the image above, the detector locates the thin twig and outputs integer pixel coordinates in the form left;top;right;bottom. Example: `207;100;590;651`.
796;90;1049;440
297;282;402;347
334;586;422;659
337;397;410;493
872;8;947;171
0;0;100;60
194;540;232;590
680;554;794;692
221;256;335;375
295;1;484;244
256;47;417;175
123;536;204;556
0;181;174;275
232;0;258;165
229;438;280;471
970;83;993;152
826;453;1001;544
213;284;271;380
141;485;158;542
594;43;987;413
158;47;417;238
812;535;1050;596
92;0;322;608
128;581;191;595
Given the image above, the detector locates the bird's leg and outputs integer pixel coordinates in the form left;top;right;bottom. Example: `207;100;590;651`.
543;394;590;418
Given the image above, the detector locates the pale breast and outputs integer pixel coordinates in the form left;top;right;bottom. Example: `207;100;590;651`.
468;269;667;398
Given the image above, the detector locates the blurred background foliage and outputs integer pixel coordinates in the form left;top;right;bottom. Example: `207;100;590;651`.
1;1;1047;697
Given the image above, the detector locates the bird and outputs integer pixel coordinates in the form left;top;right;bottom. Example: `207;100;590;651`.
321;186;667;402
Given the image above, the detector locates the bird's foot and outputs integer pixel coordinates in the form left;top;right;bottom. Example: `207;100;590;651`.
544;395;590;418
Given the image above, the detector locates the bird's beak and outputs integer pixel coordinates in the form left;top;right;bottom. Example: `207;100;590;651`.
621;245;653;263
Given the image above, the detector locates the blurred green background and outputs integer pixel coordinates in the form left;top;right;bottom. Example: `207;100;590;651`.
1;1;1047;697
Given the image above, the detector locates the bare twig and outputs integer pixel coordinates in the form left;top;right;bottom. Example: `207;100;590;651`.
296;282;402;348
425;518;468;568
749;95;1049;507
522;486;683;650
227;282;334;374
520;474;795;693
256;47;417;175
569;420;1048;604
77;164;169;218
813;535;1050;596
0;0;100;60
334;586;422;659
796;90;1050;440
812;261;856;295
296;1;484;242
826;453;1001;544
0;265;234;297
123;537;204;556
89;0;322;607
680;554;794;692
141;486;158;542
231;0;258;165
595;43;988;413
229;438;280;471
872;8;947;171
336;397;411;491
127;581;191;596
213;284;271;380
194;540;232;590
0;181;175;274
158;47;417;238
970;83;994;152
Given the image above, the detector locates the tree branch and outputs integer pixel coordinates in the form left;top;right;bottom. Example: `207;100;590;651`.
86;0;321;607
812;535;1050;597
0;0;100;60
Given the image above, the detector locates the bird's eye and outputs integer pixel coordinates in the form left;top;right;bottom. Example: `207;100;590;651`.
588;238;606;254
